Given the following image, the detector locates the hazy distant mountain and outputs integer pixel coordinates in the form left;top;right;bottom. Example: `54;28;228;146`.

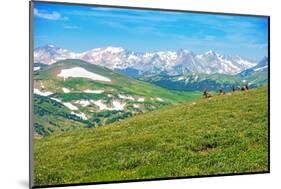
34;45;257;75
239;57;268;77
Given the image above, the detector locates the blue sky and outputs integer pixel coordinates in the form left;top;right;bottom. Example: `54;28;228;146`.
34;2;268;61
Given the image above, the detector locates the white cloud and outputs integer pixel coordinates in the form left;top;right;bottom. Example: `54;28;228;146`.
34;8;68;21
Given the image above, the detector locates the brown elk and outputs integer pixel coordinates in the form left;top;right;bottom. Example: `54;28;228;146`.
245;82;249;90
241;84;249;91
219;88;225;95
203;88;213;98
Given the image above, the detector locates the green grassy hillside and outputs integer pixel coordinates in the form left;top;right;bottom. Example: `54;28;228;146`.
34;59;200;102
34;86;268;186
33;59;201;137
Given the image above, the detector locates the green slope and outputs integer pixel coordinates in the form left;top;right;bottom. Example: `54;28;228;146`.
33;95;90;137
34;59;200;102
34;86;269;186
33;59;201;137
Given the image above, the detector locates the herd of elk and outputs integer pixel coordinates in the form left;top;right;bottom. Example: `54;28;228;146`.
203;83;249;98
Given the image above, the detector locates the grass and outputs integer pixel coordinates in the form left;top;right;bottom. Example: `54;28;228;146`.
33;85;268;187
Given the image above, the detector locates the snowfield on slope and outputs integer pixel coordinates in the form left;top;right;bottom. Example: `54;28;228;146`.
34;89;53;96
155;97;164;102
62;102;78;111
58;67;111;82
254;66;268;72
92;100;126;111
51;97;62;103
33;67;40;71
75;100;91;107
62;87;71;93
133;104;140;108
83;89;104;94
137;97;145;102
118;94;134;100
71;111;87;120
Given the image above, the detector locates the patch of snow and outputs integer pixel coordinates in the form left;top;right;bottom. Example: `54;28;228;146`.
34;88;53;96
75;100;91;107
155;97;164;102
92;100;109;111
62;87;70;93
33;67;40;71
63;102;78;110
51;97;62;103
112;100;126;110
254;66;268;72
58;67;111;82
83;89;104;94
40;81;45;89
137;97;145;102
118;94;134;100
71;111;87;120
92;99;126;111
133;104;140;108
177;76;185;81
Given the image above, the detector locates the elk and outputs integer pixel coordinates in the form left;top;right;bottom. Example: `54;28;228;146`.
219;88;225;95
232;85;236;92
203;88;213;98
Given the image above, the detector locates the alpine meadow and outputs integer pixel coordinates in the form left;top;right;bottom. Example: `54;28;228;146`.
31;1;269;187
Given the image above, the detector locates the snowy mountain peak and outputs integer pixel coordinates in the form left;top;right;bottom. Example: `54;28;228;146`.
177;49;192;55
103;46;125;53
205;50;217;56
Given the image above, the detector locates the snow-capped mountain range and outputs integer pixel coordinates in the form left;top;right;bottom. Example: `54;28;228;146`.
34;45;260;75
